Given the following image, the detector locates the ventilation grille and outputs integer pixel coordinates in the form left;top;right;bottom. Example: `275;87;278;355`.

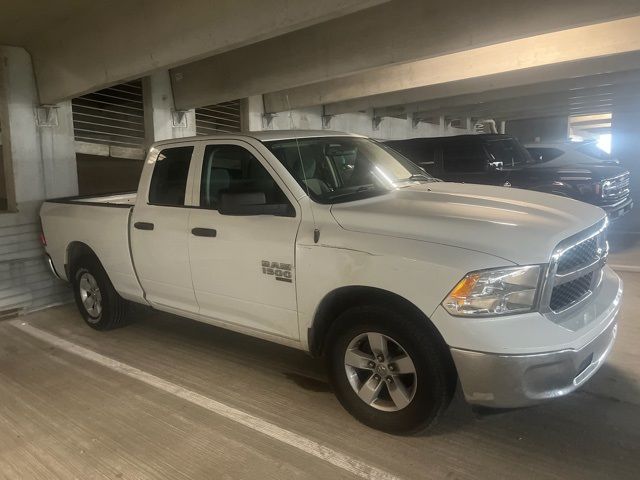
72;80;145;149
550;272;594;311
196;101;242;135
602;172;630;203
556;236;599;275
545;223;607;315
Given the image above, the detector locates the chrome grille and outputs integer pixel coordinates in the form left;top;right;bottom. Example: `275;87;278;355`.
602;172;630;202
550;272;593;311
542;220;608;318
556;236;598;275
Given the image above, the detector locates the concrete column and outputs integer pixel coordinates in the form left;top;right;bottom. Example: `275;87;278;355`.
243;95;267;132
0;46;75;313
39;101;78;198
0;46;78;209
143;70;196;145
0;47;45;210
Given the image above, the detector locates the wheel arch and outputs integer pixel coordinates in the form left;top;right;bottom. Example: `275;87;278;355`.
308;285;451;363
66;241;101;279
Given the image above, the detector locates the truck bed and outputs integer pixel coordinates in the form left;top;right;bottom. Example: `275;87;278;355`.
47;191;137;207
40;191;145;303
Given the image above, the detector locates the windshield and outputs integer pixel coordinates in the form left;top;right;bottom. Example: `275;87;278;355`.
264;136;433;204
484;139;534;168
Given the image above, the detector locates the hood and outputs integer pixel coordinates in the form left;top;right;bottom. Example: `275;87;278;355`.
330;182;605;265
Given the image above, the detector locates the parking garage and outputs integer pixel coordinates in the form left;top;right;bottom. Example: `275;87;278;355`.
1;1;640;478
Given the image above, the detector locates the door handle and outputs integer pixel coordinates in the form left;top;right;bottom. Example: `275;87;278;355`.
191;227;217;237
134;221;154;231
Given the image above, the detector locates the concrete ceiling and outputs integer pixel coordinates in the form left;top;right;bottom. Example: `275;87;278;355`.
263;15;640;114
370;70;640;122
0;0;388;103
170;0;640;111
0;0;91;46
3;0;640;124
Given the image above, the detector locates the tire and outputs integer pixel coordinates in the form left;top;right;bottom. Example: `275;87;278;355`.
326;305;455;435
71;255;129;330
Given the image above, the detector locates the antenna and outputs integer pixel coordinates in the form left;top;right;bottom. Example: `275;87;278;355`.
285;95;320;243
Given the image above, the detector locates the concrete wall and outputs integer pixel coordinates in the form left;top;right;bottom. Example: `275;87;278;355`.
76;154;144;196
505;116;569;144
247;97;471;138
0;139;6;210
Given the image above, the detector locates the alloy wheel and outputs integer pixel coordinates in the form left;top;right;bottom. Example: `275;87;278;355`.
344;332;417;412
78;272;102;321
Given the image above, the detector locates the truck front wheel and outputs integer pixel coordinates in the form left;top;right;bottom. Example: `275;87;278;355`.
71;256;129;330
326;305;455;434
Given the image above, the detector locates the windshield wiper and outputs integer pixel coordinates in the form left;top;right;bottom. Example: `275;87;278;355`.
397;173;434;183
326;185;382;202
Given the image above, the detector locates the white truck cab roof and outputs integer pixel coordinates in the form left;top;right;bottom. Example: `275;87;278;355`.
152;130;364;149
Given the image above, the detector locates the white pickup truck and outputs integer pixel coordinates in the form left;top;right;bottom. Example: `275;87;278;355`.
40;130;622;434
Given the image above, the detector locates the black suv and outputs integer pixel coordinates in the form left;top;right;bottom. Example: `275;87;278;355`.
385;134;633;220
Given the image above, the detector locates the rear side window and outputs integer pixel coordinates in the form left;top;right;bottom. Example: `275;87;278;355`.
442;141;485;173
200;144;289;209
148;146;194;206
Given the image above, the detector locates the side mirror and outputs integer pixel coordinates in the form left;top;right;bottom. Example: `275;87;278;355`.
218;192;294;217
487;161;504;171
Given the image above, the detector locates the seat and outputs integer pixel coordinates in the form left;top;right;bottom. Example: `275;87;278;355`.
292;149;331;196
207;168;231;207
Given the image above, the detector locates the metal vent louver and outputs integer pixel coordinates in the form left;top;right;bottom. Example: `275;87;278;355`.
72;80;145;149
195;101;242;135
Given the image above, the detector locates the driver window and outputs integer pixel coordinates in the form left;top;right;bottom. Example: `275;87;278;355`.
200;144;289;210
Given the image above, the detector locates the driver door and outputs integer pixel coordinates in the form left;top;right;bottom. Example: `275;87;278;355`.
187;141;301;339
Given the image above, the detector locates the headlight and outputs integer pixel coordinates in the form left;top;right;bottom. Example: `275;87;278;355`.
442;265;541;317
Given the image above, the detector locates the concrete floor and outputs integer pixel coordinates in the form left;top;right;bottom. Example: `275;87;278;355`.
1;272;639;479
609;230;640;270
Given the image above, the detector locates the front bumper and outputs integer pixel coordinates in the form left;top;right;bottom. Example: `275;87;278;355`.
450;312;618;408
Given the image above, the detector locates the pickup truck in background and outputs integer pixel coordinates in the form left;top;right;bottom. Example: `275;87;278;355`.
41;130;622;434
385;134;633;220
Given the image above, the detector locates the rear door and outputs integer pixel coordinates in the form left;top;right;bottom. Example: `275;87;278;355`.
130;144;199;313
187;140;301;339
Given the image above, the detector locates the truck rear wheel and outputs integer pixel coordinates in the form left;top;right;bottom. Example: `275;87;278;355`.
326;305;455;434
71;256;129;330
